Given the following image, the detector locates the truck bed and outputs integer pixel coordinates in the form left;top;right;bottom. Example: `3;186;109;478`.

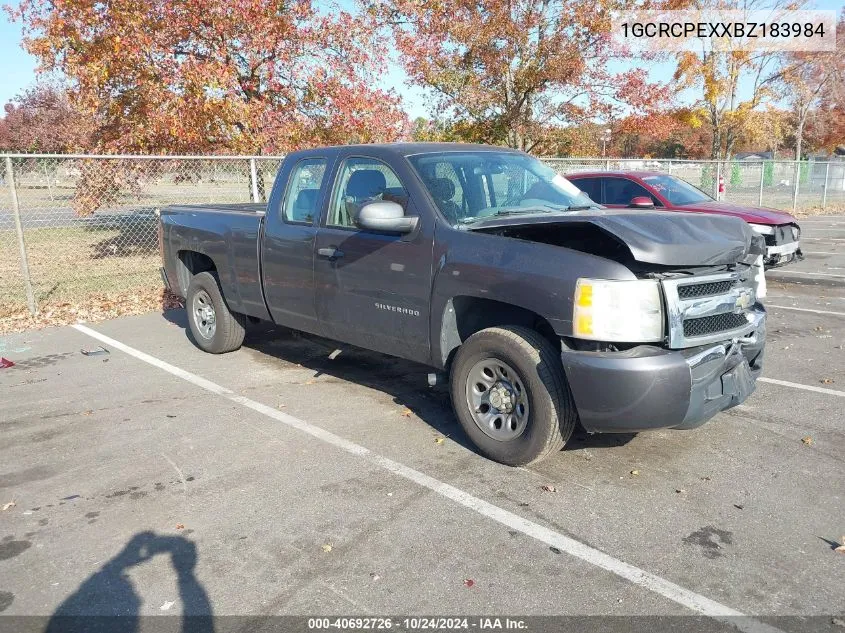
165;203;266;215
160;203;269;320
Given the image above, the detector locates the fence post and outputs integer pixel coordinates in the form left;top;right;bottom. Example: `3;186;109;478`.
821;162;830;211
4;156;37;316
758;163;764;206
249;158;260;203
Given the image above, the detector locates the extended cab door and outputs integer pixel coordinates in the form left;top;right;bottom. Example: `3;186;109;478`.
261;154;333;334
313;154;434;363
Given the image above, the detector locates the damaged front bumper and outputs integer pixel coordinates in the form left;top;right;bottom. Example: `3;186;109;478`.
560;306;766;433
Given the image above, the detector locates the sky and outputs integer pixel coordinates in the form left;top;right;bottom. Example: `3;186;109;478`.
1;1;842;120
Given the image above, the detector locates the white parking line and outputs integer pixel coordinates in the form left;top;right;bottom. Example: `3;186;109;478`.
766;304;845;316
767;270;845;278
759;377;845;398
71;323;782;633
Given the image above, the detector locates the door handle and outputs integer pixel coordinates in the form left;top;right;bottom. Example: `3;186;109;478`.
318;247;344;260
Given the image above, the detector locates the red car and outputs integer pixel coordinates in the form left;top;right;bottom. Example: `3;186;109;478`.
566;171;802;268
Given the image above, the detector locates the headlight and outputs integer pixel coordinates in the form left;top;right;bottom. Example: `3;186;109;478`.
573;278;663;342
749;224;774;236
791;225;800;241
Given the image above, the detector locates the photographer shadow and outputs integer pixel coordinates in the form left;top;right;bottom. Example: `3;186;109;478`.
45;531;213;633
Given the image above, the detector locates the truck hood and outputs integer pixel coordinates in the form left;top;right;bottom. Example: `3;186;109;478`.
673;201;797;225
464;209;754;266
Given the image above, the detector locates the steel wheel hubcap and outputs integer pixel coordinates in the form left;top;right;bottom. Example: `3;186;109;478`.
192;290;216;339
465;358;529;441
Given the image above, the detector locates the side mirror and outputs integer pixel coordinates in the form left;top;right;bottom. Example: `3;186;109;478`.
357;200;418;234
629;196;654;209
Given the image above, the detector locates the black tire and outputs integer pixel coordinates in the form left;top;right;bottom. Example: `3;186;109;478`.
186;271;246;354
449;326;577;466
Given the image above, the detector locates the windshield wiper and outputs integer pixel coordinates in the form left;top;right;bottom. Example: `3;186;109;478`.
564;204;597;211
459;208;554;225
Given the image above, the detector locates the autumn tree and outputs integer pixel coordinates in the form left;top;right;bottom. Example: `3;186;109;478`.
778;14;845;161
9;0;408;154
369;0;672;152
671;0;805;160
0;82;92;153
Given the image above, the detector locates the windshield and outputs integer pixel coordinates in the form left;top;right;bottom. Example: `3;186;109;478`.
407;151;598;225
641;174;712;206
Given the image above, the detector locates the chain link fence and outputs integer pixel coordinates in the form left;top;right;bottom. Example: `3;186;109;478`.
2;153;843;320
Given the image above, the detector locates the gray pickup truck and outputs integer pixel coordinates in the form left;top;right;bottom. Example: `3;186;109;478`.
159;143;767;465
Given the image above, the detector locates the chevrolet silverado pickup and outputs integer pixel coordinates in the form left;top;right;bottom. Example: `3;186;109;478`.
159;143;768;466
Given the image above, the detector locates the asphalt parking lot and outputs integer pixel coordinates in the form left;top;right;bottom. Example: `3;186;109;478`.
1;216;844;632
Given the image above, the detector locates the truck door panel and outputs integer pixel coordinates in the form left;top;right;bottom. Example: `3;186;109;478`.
314;156;433;363
262;157;329;334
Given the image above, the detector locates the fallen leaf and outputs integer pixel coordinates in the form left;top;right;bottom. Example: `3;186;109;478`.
831;617;845;628
541;484;556;493
175;523;185;530
305;380;316;385
0;358;14;369
675;489;686;494
463;579;475;588
630;469;640;476
370;573;380;581
83;410;93;416
321;544;333;553
401;408;412;417
821;378;835;384
801;436;813;446
700;476;711;481
278;404;287;409
434;437;445;444
835;536;845;554
2;501;15;511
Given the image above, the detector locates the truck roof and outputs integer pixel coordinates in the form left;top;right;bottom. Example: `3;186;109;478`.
286;142;522;160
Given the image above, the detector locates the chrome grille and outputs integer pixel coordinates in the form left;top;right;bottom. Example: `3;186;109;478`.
683;313;749;338
677;280;735;299
662;272;759;348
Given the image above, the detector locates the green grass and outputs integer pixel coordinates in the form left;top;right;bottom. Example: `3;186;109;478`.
0;225;160;317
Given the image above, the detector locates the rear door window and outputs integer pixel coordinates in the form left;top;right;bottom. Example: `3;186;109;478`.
571;177;601;203
283;158;327;224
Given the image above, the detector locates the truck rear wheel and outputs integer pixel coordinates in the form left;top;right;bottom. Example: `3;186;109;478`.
450;326;576;466
186;271;246;354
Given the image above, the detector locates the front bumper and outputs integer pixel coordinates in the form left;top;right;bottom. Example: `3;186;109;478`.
560;307;766;433
764;242;802;268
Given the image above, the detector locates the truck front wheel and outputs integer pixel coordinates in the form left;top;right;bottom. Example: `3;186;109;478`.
186;271;246;354
450;326;577;466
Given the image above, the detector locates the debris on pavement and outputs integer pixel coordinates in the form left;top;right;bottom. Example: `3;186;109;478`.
175;523;185;530
463;579;475;588
434;437;445;444
630;469;640;476
160;601;175;611
835;537;845;554
541;484;557;493
734;504;744;510
2;501;15;511
675;489;686;494
370;573;380;581
821;378;835;384
801;436;814;446
80;346;110;357
321;544;333;553
328;349;342;360
0;358;14;369
400;408;412;417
